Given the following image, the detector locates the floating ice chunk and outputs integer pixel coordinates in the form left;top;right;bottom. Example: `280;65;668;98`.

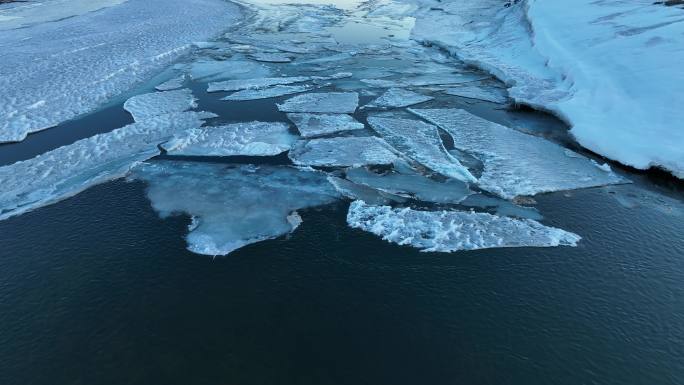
360;78;402;88
367;116;476;183
162;121;296;156
207;76;310;93
409;108;627;198
155;75;186;91
131;161;339;256
221;85;313;101
0;111;212;221
277;92;359;113
188;59;270;82
460;194;542;221
345;167;471;204
288;137;398;167
365;88;433;109
328;176;405;205
311;72;354;80
286;113;364;137
347;201;581;252
444;84;508;104
123;89;197;122
403;73;491;87
250;52;293;63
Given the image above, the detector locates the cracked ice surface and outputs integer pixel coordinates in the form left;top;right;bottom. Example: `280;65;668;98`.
347;201;581;252
123;89;197;122
162;121;297;156
0;111;213;221
444;84;508;104
221;85;313;101
131;161;339;256
0;0;240;142
410;108;626;198
286;113;364;138
207;76;310;93
365;88;433;109
277;92;359;114
288;137;398;167
367;116;476;183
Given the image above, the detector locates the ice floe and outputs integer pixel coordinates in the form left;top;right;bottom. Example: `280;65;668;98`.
207;76;310;93
123;89;197;122
328;176;405;206
277;92;359;114
131;161;339;256
188;59;271;82
162;121;296;157
249;52;293;63
221;85;313;101
366;116;476;183
155;75;187;91
347;201;581;252
286;113;364;138
288;137;398;167
409;108;626;198
444;84;508;104
0;111;213;221
365;88;433;109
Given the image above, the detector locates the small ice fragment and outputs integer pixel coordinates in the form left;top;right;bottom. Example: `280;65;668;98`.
444;84;508;104
207;76;310;92
123;89;197;122
365;88;433;109
288;136;398;167
162;121;297;156
367;116;476;183
250;52;293;63
221;85;313;101
277;92;359;113
347;201;581;252
286;113;364;137
155;75;187;91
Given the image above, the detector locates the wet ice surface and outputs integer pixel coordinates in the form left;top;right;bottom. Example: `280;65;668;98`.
277;92;359;113
123;89;197;122
287;113;364;137
444;84;509;104
130;161;339;255
221;85;314;101
365;88;433;109
207;77;310;92
289;137;399;167
347;201;581;252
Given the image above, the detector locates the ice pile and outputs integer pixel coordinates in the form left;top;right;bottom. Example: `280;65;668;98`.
123;89;197;122
410;108;625;198
277;92;359;113
289;137;399;167
347;201;580;252
131;161;339;255
286;113;364;137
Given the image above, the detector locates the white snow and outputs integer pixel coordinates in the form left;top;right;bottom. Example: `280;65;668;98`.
131;161;339;256
0;111;213;221
365;88;433;109
347;200;581;252
162;121;297;156
288;137;399;167
221;85;313;101
366;116;476;182
410;108;626;198
286;113;364;137
277;92;359;113
123;89;197;122
0;0;241;142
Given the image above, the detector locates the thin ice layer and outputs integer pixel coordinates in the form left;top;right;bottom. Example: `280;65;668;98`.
444;84;508;104
347;201;580;252
0;111;213;221
328;176;405;205
366;88;433;108
131;161;339;256
123;89;197;122
410;108;626;198
188;59;271;82
288;137;398;167
207;76;310;92
277;92;359;113
250;52;293;63
155;75;186;91
221;85;313;101
286;113;364;137
162;121;296;156
367;116;476;182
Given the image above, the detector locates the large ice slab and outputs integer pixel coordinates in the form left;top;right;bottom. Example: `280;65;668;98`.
162;121;296;156
286;113;364;138
367;116;476;183
410;108;626;198
277;92;359;114
347;201;580;252
131;161;339;256
0;111;212;221
288;137;398;167
123;89;197;122
207;76;310;93
365;88;433;109
221;85;313;101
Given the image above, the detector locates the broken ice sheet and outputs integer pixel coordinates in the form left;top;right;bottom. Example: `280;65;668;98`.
345;167;471;204
221;85;313;101
123;89;197;122
207;76;310;93
444;84;508;104
288;136;398;167
460;194;542;220
409;108;627;199
367;116;476;183
328;176;405;205
347;201;581;252
187;59;270;82
277;92;359;114
155;75;186;91
131;161;339;256
0;111;213;221
365;88;433;109
162;121;297;156
286;113;364;137
249;52;293;63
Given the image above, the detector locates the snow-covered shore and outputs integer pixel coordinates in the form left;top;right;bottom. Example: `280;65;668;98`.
401;0;684;178
0;0;241;142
